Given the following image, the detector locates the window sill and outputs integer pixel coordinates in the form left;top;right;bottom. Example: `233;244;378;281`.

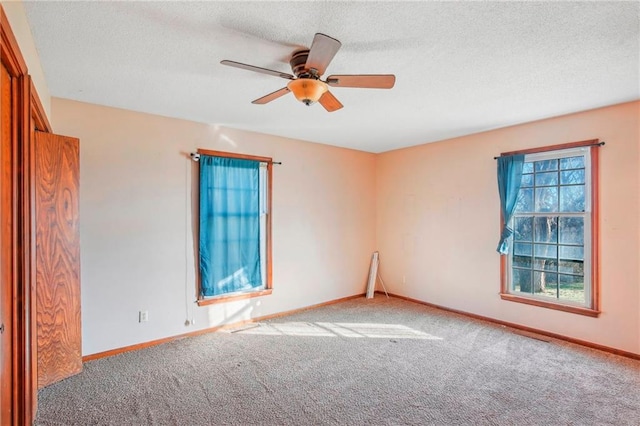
500;293;600;317
197;289;272;307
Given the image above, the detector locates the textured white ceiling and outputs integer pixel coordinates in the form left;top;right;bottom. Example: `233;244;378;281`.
23;1;639;153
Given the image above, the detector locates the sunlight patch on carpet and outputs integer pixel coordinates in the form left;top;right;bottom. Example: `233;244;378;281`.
229;321;443;340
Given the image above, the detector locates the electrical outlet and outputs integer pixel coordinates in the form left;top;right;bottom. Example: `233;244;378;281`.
139;310;149;323
190;318;196;325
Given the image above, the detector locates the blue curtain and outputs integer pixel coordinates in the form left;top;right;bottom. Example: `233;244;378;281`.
199;156;262;297
496;154;525;254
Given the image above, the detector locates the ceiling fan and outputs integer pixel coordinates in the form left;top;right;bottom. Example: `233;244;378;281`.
221;33;396;112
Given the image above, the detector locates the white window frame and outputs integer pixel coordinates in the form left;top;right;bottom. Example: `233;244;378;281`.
500;140;601;318
507;147;592;307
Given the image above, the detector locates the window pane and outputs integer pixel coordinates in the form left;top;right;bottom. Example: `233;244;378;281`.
559;245;584;261
514;242;532;256
534;244;557;260
534;271;558;298
534;244;558;273
560;169;585;185
515;188;534;213
513;243;533;269
514;217;533;241
560;185;585;212
535;171;558;186
534;159;558;172
560;156;585;170
513;256;532;269
513;268;532;293
521;173;534;187
558;259;584;275
559;274;585;304
534;216;557;243
558;217;584;245
534;257;558;272
522;162;534;174
535;187;558;212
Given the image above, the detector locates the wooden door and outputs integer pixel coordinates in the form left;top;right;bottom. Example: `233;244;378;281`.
34;131;82;388
1;59;13;426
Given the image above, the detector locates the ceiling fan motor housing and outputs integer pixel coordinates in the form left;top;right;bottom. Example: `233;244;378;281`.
290;49;311;77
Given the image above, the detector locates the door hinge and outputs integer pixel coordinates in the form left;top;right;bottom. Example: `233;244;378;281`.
0;323;4;334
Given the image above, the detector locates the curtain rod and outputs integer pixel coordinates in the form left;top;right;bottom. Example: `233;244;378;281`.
493;141;605;160
189;153;282;164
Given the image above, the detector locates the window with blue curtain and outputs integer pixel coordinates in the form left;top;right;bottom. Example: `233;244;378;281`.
199;153;269;298
499;140;601;317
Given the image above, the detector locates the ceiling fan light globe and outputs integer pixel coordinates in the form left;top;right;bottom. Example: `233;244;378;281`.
287;79;328;105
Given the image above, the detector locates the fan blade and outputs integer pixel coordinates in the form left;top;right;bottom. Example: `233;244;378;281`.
221;60;295;80
318;91;343;112
252;87;291;104
305;33;341;77
326;74;396;89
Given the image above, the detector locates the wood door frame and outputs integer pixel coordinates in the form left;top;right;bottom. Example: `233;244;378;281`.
1;5;52;424
1;55;15;426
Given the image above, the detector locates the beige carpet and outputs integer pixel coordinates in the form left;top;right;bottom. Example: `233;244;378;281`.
35;296;640;425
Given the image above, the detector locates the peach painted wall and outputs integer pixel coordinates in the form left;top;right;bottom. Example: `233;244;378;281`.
376;101;640;355
51;98;376;356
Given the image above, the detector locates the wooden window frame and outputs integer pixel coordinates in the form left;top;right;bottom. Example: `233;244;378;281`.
499;139;600;317
195;149;273;306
